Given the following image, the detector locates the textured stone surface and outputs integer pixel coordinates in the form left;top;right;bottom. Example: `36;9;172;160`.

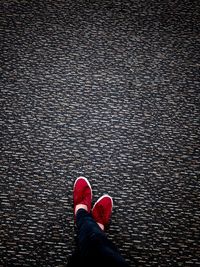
0;0;200;266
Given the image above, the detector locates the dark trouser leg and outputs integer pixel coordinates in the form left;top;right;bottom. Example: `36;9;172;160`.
75;208;129;267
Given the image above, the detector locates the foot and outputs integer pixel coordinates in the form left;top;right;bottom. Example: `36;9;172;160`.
73;177;92;216
92;195;113;231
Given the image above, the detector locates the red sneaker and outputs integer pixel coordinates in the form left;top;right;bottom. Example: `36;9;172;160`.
92;195;113;228
73;177;92;215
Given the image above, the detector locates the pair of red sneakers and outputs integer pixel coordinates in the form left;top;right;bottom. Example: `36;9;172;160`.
73;177;113;229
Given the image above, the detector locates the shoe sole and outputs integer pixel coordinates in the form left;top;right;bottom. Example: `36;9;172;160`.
92;194;113;212
73;176;93;198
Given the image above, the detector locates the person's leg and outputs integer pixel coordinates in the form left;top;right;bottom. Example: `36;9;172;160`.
73;177;129;267
76;208;129;267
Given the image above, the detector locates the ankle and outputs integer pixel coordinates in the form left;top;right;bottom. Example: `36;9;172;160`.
97;222;104;231
75;204;88;215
